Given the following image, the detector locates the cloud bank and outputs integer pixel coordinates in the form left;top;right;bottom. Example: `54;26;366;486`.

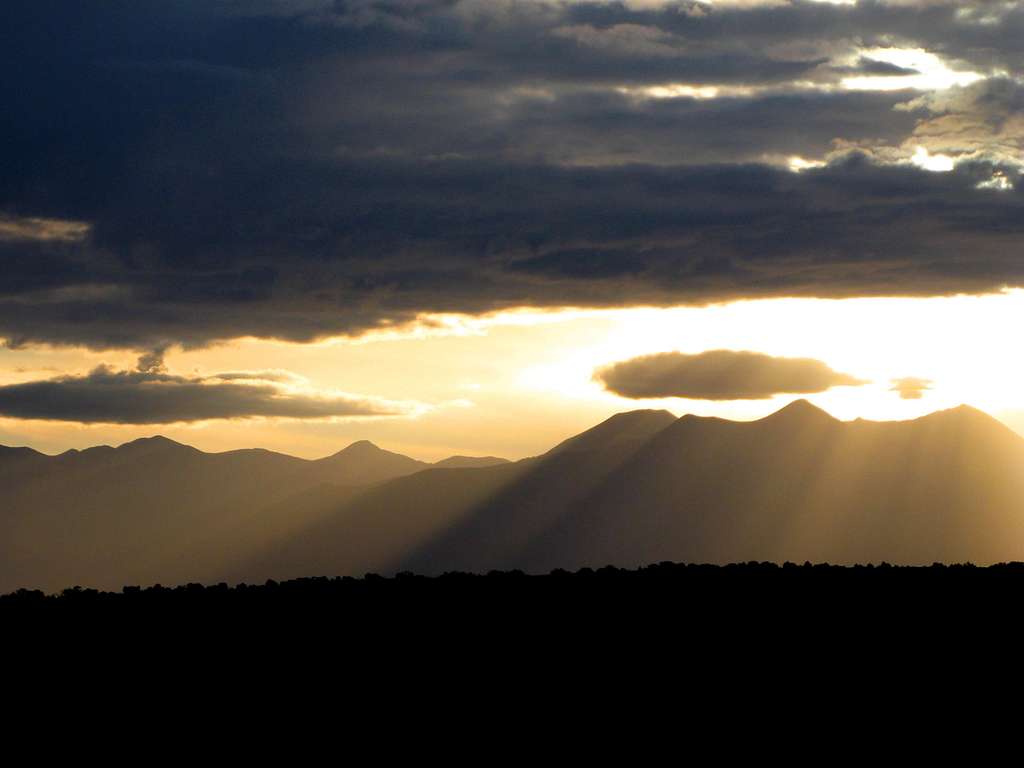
0;364;409;424
596;350;867;400
3;1;1024;350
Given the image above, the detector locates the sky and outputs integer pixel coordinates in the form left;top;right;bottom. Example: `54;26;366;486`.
3;0;1024;460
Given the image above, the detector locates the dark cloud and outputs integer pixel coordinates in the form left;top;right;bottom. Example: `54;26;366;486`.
890;376;933;400
0;366;406;424
477;87;918;165
897;78;1024;166
596;350;867;401
832;56;920;76
135;348;170;375
1;155;1023;351
2;2;1024;351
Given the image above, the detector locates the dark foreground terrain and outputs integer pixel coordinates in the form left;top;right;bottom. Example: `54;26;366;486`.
8;562;1021;696
7;561;1024;621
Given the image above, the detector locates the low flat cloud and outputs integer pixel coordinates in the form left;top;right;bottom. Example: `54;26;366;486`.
0;214;91;244
596;350;867;400
0;365;411;424
890;377;933;400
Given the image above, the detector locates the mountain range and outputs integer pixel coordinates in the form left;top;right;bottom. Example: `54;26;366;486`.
4;400;1024;592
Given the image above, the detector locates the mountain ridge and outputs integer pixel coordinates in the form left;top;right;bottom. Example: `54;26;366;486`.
0;434;512;470
247;400;1024;580
5;401;1024;592
4;401;1013;463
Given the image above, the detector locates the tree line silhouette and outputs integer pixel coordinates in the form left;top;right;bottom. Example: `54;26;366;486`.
7;561;1021;684
6;561;1024;616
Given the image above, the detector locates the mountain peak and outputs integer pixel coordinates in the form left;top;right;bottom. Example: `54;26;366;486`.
0;444;39;454
760;398;837;425
332;439;382;457
942;404;989;418
0;444;46;462
117;435;194;453
918;403;1009;431
548;409;677;455
312;439;428;483
596;409;679;434
318;439;429;465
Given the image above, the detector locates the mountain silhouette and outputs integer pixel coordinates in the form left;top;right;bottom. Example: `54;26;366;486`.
309;440;431;484
0;444;47;471
506;401;1024;571
757;397;838;426
0;436;499;592
237;402;1024;581
239;409;679;582
5;402;1024;592
547;409;678;454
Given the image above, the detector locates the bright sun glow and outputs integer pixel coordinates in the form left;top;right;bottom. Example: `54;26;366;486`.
514;291;1024;425
6;292;1024;459
911;146;956;172
841;47;984;92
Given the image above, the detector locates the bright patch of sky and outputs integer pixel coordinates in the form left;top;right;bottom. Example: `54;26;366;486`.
10;291;1024;459
910;145;955;171
841;47;985;92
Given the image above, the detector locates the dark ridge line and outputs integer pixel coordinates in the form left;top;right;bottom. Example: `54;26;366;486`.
7;560;1024;604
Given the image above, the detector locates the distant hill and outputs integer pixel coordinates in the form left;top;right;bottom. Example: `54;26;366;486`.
309;440;430;484
7;401;1024;593
511;400;1024;571
236;402;1024;581
0;445;48;478
0;436;498;592
234;408;681;580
